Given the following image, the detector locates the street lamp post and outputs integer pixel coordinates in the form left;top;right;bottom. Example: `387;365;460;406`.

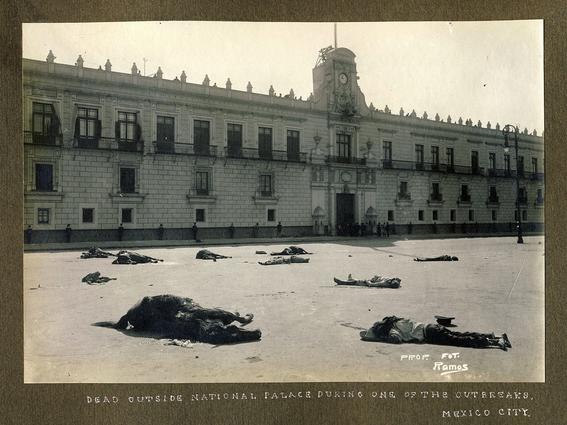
502;125;524;244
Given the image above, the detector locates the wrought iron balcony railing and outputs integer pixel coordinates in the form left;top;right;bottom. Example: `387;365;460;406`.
152;141;216;157
397;192;411;200
459;194;471;203
430;193;443;202
24;131;62;146
70;136;144;152
487;195;500;204
517;196;528;205
224;147;306;163
326;155;367;165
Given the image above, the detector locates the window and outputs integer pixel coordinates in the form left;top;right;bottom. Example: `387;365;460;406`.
35;163;53;191
196;209;205;223
194;120;210;155
399;181;409;199
504;154;510;174
431;146;439;168
383;141;392;165
432;210;438;221
460;185;470;202
227;123;243;157
489;186;498;202
518;187;527;203
196;171;209;195
415;144;424;168
469;210;475;222
532;157;538;174
388;210;394;221
418;210;424;221
82;208;94;223
536;188;544;203
33;103;58;144
336;133;351;159
446;148;454;170
492;210;497;221
120;167;136;193
37;208;50;224
471;151;479;173
77;107;99;140
517;156;524;176
522;210;527;221
121;208;133;223
260;174;272;197
489;153;496;171
450;209;456;222
157;116;174;143
117;111;137;141
267;209;276;222
287;130;300;161
259;127;273;159
431;182;441;201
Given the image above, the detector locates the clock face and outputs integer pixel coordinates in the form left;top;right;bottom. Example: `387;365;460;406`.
339;73;348;84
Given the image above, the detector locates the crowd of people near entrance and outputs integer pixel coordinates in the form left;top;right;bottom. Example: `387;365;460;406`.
336;222;391;237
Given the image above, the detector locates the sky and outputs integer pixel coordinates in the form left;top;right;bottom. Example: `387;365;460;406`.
22;21;544;133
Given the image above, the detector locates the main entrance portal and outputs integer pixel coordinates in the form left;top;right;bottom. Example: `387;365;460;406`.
336;193;355;229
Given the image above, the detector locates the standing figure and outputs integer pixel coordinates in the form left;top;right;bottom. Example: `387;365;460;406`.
26;225;33;244
361;222;366;236
254;222;260;238
229;223;235;239
377;223;382;237
277;221;283;237
408;222;413;235
158;223;165;240
385;222;390;237
65;224;72;243
192;222;198;241
118;223;124;241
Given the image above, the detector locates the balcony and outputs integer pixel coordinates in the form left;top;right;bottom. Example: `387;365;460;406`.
71;136;144;152
326;155;367;166
428;193;444;206
152;141;216;157
486;195;499;205
458;194;471;205
397;192;411;201
530;172;544;181
517;196;528;206
224;147;306;163
24;131;62;146
535;197;544;207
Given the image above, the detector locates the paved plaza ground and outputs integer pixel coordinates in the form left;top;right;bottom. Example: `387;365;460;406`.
24;236;544;383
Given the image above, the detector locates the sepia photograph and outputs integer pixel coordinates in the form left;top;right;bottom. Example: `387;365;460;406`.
22;20;544;384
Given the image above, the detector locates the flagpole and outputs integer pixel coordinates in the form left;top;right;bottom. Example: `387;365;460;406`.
334;22;337;48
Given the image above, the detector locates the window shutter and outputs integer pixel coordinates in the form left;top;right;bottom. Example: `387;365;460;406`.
74;117;80;138
95;120;102;138
115;121;120;139
50;114;61;136
135;123;141;141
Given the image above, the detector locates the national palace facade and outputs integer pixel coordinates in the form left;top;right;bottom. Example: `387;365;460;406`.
23;47;544;242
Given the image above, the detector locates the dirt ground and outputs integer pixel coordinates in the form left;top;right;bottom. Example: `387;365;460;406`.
23;236;544;383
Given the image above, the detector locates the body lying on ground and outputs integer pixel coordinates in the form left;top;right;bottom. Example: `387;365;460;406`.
112;251;163;264
196;249;231;261
334;274;401;288
360;315;511;351
414;255;459;262
270;246;312;256
82;272;116;285
258;256;310;265
95;294;261;344
80;247;116;259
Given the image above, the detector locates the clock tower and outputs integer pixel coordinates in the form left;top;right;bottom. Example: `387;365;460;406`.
312;47;369;118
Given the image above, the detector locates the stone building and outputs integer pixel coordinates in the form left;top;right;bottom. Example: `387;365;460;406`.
23;47;544;242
